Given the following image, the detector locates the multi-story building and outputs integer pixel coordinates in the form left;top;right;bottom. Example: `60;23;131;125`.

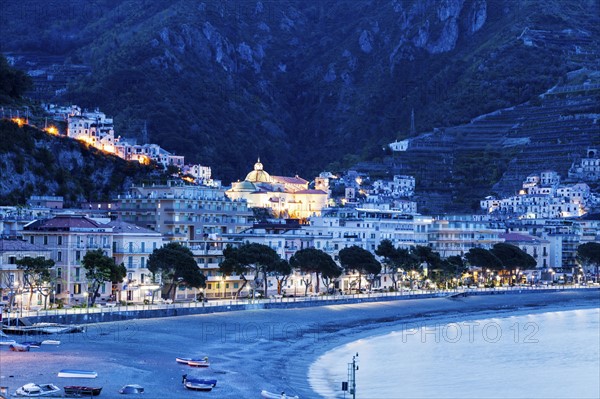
569;148;600;181
427;215;505;259
0;239;51;309
116;181;253;299
226;159;328;219
107;220;164;303
481;171;590;218
22;214;113;306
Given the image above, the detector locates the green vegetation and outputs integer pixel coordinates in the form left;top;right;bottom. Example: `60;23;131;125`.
2;0;597;186
0;55;32;103
219;243;286;297
0;119;161;206
147;242;207;302
81;249;127;306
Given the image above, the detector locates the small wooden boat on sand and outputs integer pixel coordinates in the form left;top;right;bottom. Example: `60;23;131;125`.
186;357;210;368
63;385;102;396
57;369;98;379
15;383;61;397
182;374;217;387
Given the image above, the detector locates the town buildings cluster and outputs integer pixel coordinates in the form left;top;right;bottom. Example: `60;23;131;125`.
43;104;219;187
1;109;599;311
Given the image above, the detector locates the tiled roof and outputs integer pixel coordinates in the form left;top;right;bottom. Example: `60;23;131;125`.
272;175;308;185
25;215;105;231
500;232;544;242
106;220;159;235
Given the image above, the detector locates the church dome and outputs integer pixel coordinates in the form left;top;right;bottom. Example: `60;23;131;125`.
245;158;271;183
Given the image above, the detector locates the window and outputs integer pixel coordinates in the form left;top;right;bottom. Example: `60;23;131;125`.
233;283;239;289
141;274;145;284
43;236;48;245
129;242;133;252
74;284;81;294
75;268;80;280
57;251;62;262
57;268;62;278
141;257;145;268
75;251;81;261
207;283;212;290
9;256;16;264
141;242;145;252
56;284;62;294
30;236;34;244
128;257;133;268
58;236;63;246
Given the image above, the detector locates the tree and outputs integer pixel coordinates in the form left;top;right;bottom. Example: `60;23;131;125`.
577;242;600;281
375;239;399;289
81;249;126;306
219;243;283;297
16;256;54;309
147;243;206;301
374;240;417;290
338;245;381;292
490;243;537;271
465;247;503;270
271;259;292;296
290;248;339;295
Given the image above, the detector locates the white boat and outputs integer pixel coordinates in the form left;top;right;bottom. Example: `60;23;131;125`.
0;336;16;346
261;390;299;399
187;359;210;368
57;369;97;378
41;340;60;345
184;381;213;391
15;383;61;397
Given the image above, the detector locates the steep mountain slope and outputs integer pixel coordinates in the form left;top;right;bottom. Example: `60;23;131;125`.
0;119;159;206
1;0;599;190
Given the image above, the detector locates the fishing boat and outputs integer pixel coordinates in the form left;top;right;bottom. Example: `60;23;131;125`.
9;343;30;352
57;370;98;379
260;390;300;399
187;357;210;368
20;341;42;348
0;336;16;346
176;356;209;364
118;384;144;394
63;386;102;396
14;383;61;397
183;381;213;392
182;375;217;387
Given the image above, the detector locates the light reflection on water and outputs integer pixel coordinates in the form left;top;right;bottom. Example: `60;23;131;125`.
309;308;600;399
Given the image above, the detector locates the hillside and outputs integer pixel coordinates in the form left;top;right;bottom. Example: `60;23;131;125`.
2;0;599;184
0;119;160;206
376;72;600;213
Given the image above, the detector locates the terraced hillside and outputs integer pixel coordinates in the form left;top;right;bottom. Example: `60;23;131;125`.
386;74;600;213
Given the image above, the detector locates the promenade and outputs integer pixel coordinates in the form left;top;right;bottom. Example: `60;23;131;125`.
3;284;598;326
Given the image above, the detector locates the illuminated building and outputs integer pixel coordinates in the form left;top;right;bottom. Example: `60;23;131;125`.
226;159;328;219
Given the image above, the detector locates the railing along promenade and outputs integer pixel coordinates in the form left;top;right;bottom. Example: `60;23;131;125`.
5;284;598;326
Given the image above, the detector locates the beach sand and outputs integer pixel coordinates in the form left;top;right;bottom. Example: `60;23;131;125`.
1;290;599;398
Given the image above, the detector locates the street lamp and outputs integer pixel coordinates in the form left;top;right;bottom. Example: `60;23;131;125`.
84;292;89;308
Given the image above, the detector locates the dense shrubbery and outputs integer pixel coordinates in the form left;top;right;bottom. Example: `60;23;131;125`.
0;55;32;102
0;120;162;206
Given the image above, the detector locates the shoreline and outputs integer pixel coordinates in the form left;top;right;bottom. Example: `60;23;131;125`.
1;290;598;398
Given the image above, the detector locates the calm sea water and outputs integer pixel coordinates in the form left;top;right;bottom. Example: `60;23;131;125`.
309;307;600;399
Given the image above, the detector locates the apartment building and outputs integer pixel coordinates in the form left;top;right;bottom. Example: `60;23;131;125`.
21;214;113;305
116;182;253;299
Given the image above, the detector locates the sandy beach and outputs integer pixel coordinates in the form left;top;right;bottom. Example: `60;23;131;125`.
1;290;599;398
